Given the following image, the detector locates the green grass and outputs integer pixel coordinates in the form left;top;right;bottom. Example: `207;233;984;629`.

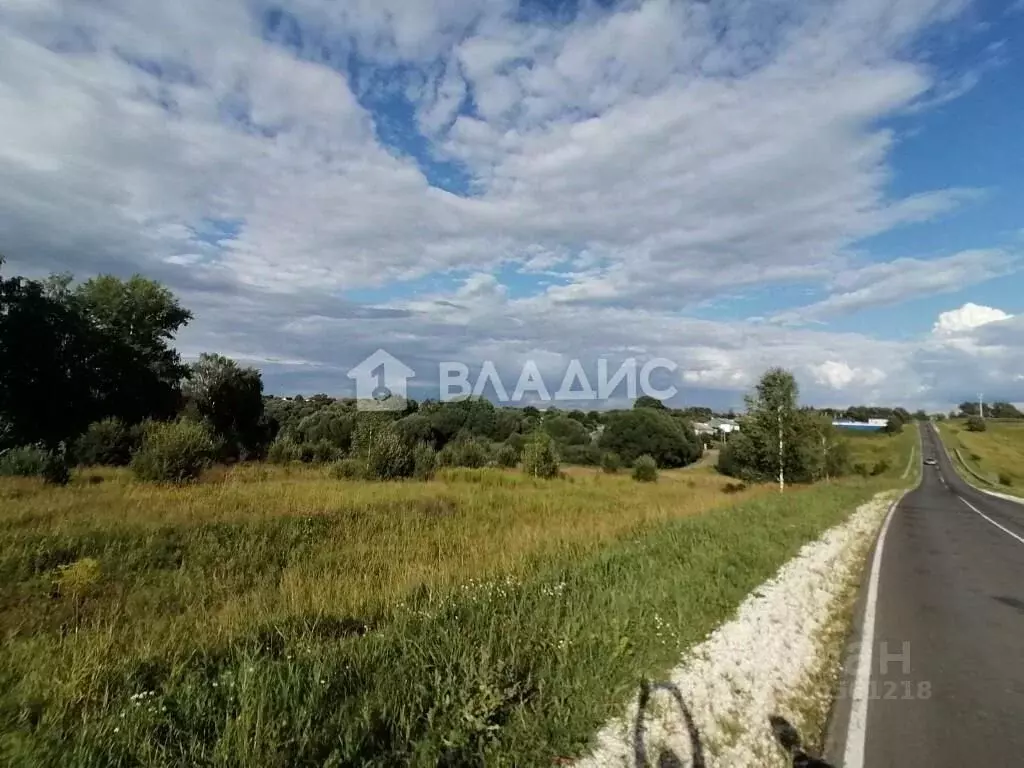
936;419;1024;495
842;427;919;480
0;462;907;767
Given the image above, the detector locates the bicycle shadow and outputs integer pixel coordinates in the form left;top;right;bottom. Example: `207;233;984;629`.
632;680;706;768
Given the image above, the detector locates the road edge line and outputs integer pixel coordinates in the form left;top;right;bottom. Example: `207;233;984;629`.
823;489;909;767
958;496;1024;545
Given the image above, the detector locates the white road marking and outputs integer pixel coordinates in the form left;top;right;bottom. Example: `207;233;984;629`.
959;496;1024;546
842;494;903;768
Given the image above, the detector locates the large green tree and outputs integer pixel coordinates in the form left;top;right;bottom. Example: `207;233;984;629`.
1;262;193;452
599;408;701;467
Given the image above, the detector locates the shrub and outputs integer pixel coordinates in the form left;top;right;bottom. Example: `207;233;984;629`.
41;450;71;486
601;452;621;474
412;442;437;481
267;438;301;464
853;463;871;477
73;418;141;466
522;431;560;479
0;445;49;477
966;416;987;432
130;420;215;483
870;459;890;477
560;443;602;466
437;436;490;469
999;472;1013;486
311;440;341;464
331;458;366;480
363;426;415;480
494;443;519;468
632;454;658;482
54;557;102;601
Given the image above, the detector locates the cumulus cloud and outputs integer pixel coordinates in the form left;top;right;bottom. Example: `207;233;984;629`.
0;0;1017;409
932;302;1013;335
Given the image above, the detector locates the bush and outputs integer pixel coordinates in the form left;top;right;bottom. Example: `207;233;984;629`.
999;472;1013;486
853;463;871;477
73;418;141;466
437;436;490;469
0;445;49;477
522;431;560;479
494;443;519;468
632;454;658;482
363;426;415;480
870;459;890;477
267;438;301;464
130;420;215;483
560;443;601;466
331;458;367;480
966;416;987;432
41;450;71;486
412;443;437;481
601;452;621;474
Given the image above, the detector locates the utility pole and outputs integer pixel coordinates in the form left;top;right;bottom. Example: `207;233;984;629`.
778;404;785;493
979;393;984;419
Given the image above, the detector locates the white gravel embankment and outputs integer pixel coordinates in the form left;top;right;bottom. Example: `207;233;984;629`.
574;492;893;768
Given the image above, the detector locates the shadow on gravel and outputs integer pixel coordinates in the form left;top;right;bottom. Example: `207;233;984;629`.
633;680;706;768
768;715;834;767
993;595;1024;615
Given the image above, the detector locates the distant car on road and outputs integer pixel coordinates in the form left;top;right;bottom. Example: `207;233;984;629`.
924;457;937;466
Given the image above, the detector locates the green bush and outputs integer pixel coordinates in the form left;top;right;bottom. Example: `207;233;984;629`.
73;418;141;466
413;442;437;481
870;459;890;476
522;431;560;479
41;450;71;486
853;463;871;477
601;452;621;474
331;458;367;480
966;416;987;432
632;454;658;482
560;443;601;466
266;438;301;464
130;420;215;483
437;436;490;469
494;443;519;468
999;472;1013;486
0;445;49;477
364;426;415;480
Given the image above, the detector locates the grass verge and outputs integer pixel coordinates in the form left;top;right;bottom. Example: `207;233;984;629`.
935;419;1024;496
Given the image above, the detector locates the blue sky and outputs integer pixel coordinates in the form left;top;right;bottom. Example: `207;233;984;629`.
1;0;1022;409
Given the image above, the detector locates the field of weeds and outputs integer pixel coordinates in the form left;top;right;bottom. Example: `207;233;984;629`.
1;456;909;766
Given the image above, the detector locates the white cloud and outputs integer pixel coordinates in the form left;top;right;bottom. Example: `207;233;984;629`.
773;249;1017;323
932;302;1013;335
810;361;887;390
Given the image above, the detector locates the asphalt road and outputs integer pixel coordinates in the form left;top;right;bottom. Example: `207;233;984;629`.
862;423;1024;766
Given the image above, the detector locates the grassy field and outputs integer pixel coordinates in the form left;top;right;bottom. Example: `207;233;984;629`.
1;441;912;767
936;419;1024;494
840;426;919;480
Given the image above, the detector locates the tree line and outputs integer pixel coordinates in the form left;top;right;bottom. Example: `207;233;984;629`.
1;261;908;486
